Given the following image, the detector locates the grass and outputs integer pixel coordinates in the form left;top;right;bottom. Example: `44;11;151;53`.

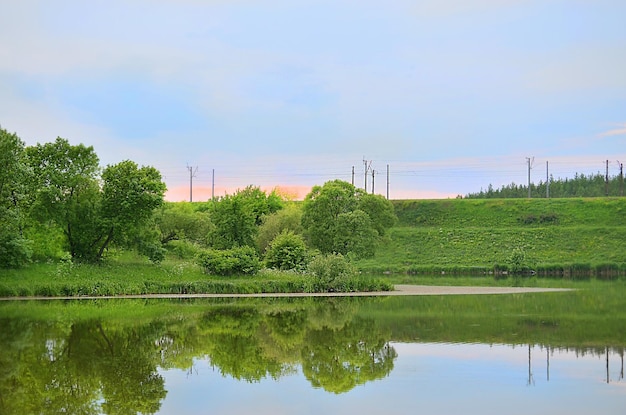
356;197;626;275
0;253;391;298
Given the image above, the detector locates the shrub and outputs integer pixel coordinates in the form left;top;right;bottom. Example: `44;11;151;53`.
138;242;166;264
264;231;308;271
0;233;32;268
306;253;358;292
166;239;202;259
196;246;261;276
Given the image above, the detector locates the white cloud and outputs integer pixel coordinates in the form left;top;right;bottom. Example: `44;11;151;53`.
599;123;626;138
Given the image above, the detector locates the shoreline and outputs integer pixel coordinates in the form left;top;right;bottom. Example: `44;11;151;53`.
0;285;572;301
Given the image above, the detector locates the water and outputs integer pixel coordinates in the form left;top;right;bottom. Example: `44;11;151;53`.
1;295;624;414
157;343;624;415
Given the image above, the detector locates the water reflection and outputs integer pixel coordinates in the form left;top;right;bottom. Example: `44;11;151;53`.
0;296;624;414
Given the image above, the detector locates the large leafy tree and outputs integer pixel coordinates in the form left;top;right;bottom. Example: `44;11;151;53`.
301;180;396;258
26;137;101;260
99;160;167;259
0;127;33;267
26;138;166;262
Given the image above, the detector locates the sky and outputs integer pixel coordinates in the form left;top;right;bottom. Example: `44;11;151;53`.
1;0;625;201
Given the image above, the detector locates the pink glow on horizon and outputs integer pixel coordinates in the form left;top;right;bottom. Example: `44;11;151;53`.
165;184;458;202
165;184;314;202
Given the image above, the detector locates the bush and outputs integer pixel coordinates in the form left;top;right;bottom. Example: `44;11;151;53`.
196;246;261;276
0;233;32;268
306;253;358;292
166;239;202;259
264;231;308;271
138;242;166;264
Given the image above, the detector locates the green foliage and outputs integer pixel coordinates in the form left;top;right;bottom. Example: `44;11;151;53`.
235;185;284;225
101;161;166;230
165;239;203;259
25;139;166;263
197;246;261;276
508;246;529;274
208;186;283;250
467;172;626;198
306;253;359;292
256;204;303;253
302;180;359;254
302;180;396;258
0;232;32;268
264;231;308;271
357;193;397;235
26;138;101;260
334;210;379;258
155;202;212;245
207;193;256;249
0;128;33;267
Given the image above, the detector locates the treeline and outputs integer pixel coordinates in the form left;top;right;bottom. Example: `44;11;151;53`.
467;172;625;198
1;127;396;289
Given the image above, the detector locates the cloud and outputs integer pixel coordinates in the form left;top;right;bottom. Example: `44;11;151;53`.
407;0;535;17
599;123;626;138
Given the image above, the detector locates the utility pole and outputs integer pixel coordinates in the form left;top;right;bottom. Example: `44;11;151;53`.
363;158;371;191
616;160;623;197
371;169;375;194
526;157;534;198
187;165;198;202
605;160;610;196
351;166;355;186
212;168;215;201
386;164;390;200
546;161;550;198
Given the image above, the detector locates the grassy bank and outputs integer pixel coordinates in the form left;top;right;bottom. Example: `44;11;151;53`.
356;197;626;277
2;197;625;296
0;254;391;298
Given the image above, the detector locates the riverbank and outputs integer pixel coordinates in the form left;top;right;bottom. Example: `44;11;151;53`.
0;284;573;301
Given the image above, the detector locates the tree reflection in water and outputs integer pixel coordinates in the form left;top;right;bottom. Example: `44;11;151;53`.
0;297;396;414
2;294;625;414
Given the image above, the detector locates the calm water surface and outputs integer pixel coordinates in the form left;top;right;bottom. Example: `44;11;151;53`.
1;295;624;414
158;342;624;415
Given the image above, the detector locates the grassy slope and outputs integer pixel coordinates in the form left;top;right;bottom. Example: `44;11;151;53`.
356;197;626;274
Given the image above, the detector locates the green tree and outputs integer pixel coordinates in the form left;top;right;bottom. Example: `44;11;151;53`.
302;180;359;254
235;185;283;225
26;137;101;261
357;193;397;236
301;180;396;258
334;210;378;258
208;186;283;249
256;204;303;253
155;202;211;245
26;138;166;262
99;160;167;260
0;128;33;267
207;193;257;249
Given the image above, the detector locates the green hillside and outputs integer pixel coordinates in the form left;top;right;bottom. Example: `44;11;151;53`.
355;197;626;277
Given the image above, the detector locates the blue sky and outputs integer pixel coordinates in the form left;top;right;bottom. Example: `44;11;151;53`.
2;0;625;200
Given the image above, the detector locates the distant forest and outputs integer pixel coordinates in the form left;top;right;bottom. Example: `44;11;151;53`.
466;172;626;198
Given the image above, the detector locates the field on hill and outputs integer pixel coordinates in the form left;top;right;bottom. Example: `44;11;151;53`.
356;197;626;277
